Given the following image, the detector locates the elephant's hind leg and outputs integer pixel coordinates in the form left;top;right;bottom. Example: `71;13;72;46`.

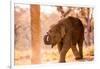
71;44;81;60
78;40;83;59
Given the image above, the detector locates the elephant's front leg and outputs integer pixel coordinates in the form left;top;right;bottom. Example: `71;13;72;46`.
59;35;71;63
59;43;70;63
57;42;63;54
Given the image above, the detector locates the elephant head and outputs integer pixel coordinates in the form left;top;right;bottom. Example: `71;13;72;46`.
43;23;65;48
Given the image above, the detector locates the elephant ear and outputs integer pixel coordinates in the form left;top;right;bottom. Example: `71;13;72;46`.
61;26;65;38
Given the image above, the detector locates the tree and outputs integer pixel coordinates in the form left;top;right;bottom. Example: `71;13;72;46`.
30;5;41;64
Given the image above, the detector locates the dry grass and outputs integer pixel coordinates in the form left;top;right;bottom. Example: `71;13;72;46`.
15;45;94;65
41;45;94;63
14;48;32;65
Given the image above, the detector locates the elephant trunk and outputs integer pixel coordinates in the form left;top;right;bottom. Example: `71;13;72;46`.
44;35;51;45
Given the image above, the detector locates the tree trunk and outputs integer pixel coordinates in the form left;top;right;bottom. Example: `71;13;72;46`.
30;5;41;64
86;8;91;46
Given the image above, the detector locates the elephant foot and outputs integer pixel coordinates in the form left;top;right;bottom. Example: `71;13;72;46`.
75;56;83;60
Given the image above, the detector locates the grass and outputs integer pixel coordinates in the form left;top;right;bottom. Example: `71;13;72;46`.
42;45;94;63
15;45;94;65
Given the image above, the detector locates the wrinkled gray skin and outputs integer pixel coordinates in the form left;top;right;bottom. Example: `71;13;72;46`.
44;16;84;63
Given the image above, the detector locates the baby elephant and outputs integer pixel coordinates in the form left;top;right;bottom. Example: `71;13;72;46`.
44;16;84;62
